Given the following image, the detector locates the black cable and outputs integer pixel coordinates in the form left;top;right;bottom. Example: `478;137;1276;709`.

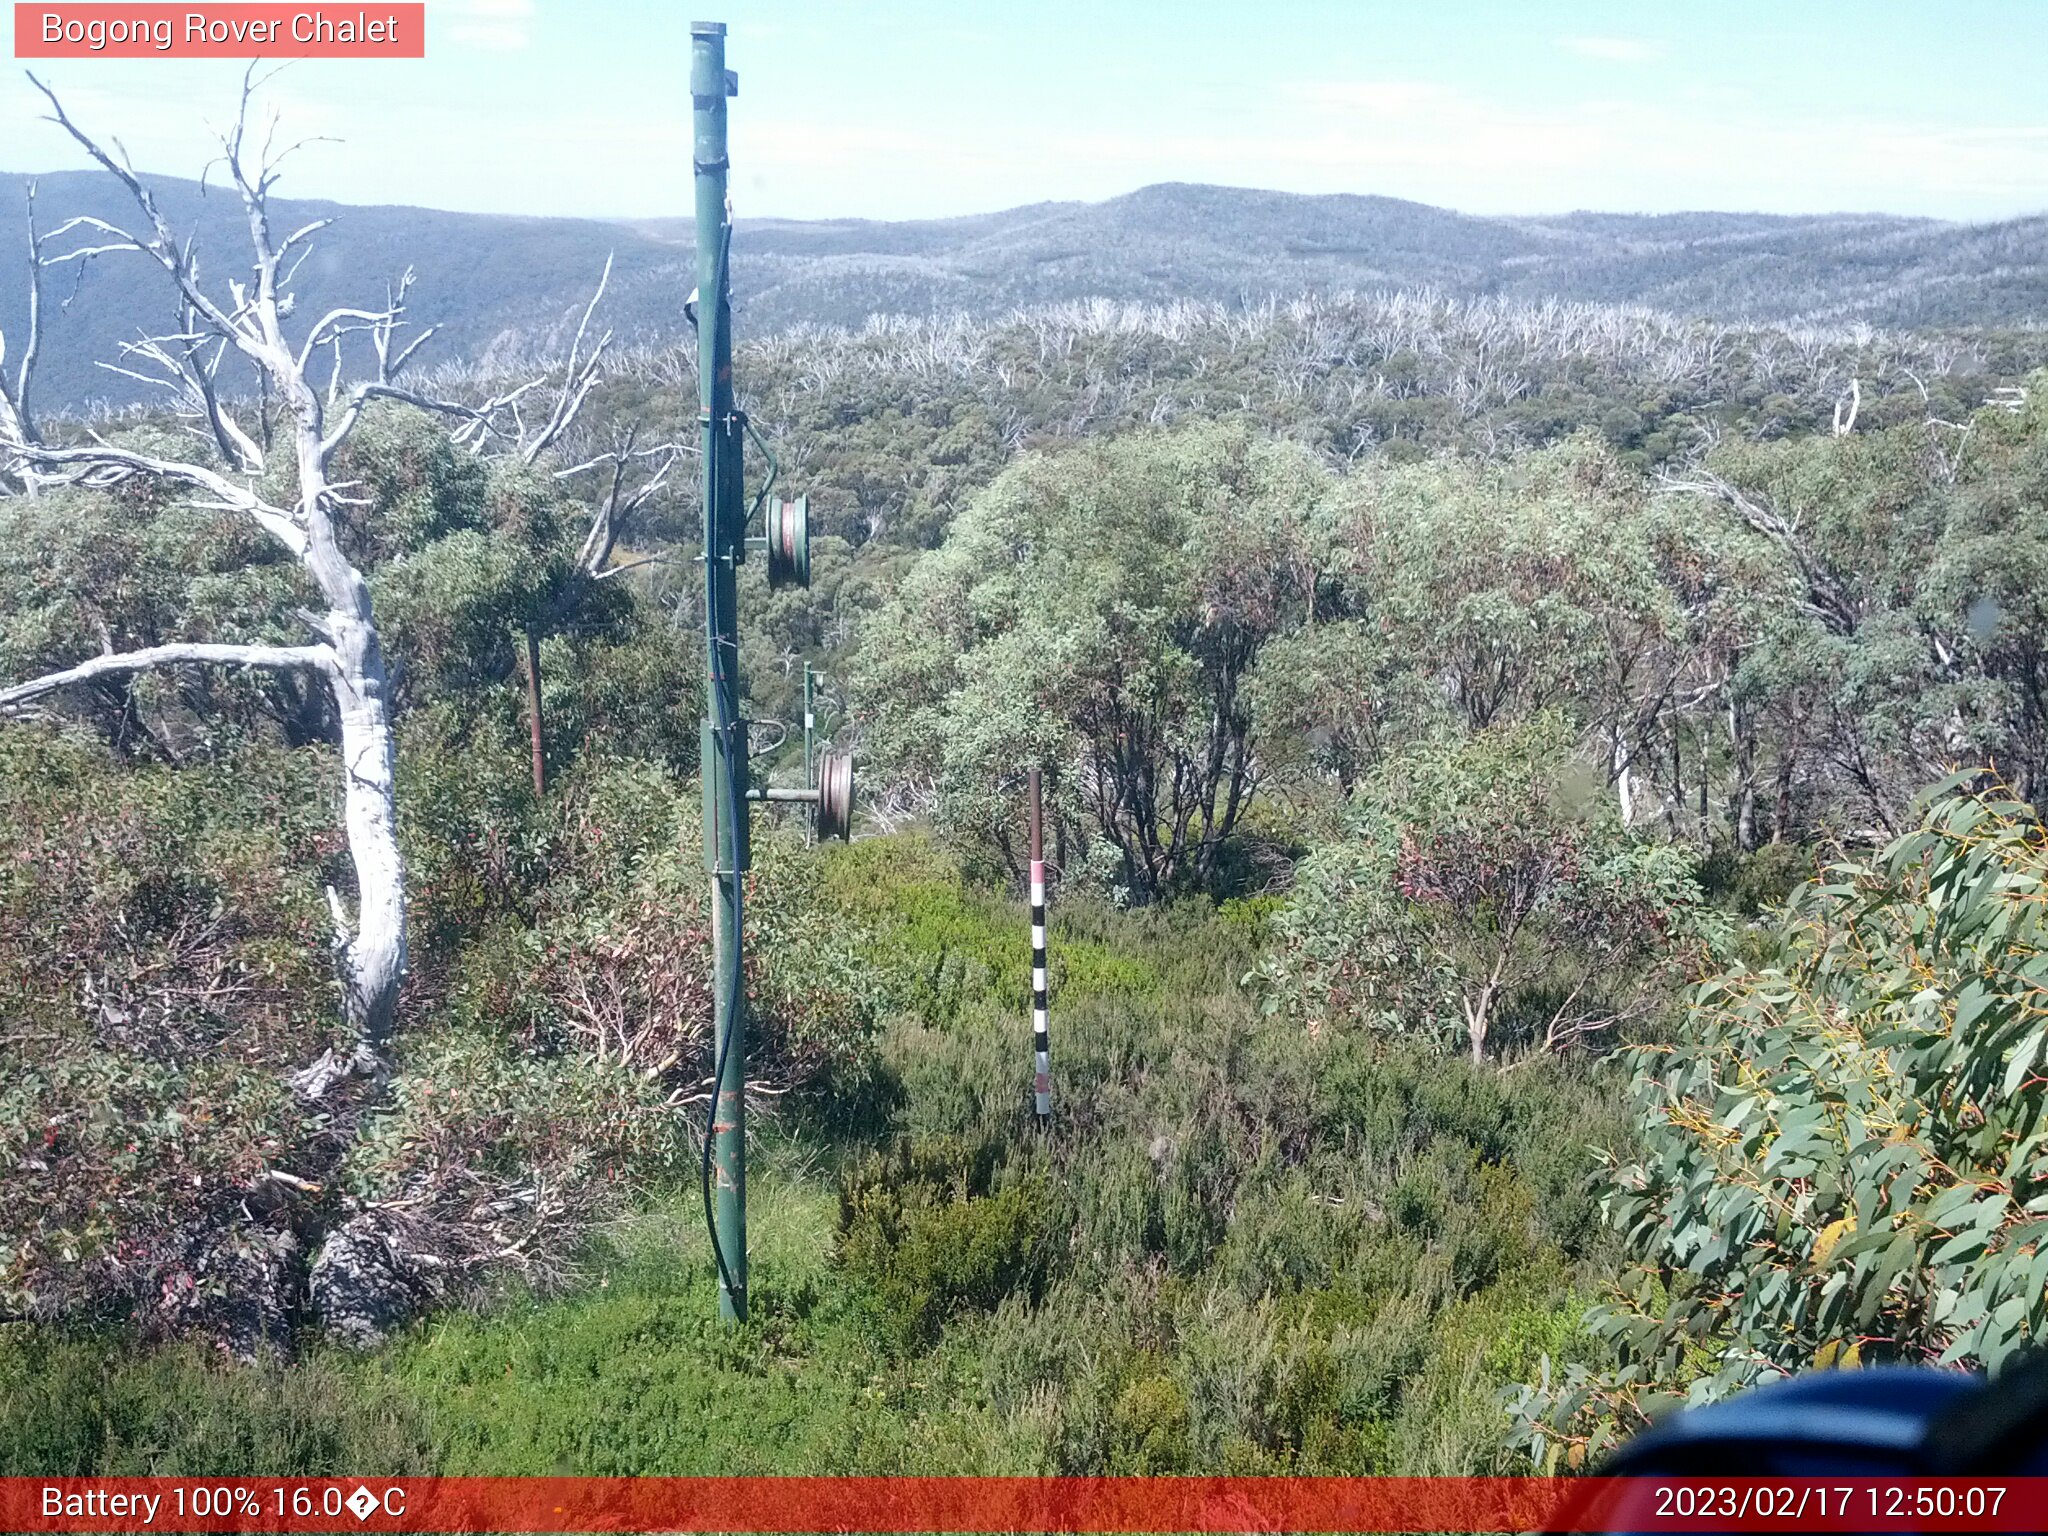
698;669;745;1313
699;710;743;1308
745;414;779;525
700;221;745;1312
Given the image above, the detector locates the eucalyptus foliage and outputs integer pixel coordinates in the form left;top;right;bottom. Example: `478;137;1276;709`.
856;423;1323;900
1511;778;2048;1468
1258;723;1701;1062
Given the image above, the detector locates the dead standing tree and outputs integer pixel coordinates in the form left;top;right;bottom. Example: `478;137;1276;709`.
0;72;622;1079
0;76;417;1075
0;75;694;1351
0;180;43;462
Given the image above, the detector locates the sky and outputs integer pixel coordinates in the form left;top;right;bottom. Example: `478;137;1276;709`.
3;1;2048;224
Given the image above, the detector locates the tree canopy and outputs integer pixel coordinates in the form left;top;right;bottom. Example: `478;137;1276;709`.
1514;780;2048;1468
857;423;1323;900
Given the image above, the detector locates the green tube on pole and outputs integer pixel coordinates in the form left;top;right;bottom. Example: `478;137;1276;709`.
692;17;747;1324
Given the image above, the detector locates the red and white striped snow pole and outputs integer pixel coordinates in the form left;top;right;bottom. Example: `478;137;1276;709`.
1028;767;1052;1123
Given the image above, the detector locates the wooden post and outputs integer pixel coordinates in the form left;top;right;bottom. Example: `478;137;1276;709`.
523;627;545;797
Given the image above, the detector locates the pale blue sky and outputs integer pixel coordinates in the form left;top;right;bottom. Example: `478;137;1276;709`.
4;1;2047;222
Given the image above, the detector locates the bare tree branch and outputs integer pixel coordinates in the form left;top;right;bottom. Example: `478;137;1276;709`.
0;182;51;494
520;252;613;464
0;180;43;448
1832;376;1861;436
28;75;259;357
5;438;307;554
558;427;685;577
1657;466;1861;637
7;77;644;1044
0;642;335;714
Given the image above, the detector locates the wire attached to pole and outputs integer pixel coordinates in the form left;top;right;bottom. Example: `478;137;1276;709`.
699;219;744;1314
699;706;744;1309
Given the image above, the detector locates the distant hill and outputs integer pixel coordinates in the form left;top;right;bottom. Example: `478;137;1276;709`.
6;173;2048;412
0;170;691;414
690;185;2048;335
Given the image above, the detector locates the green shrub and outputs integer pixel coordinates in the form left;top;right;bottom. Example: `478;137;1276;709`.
1109;1373;1192;1472
398;703;550;956
0;730;333;1348
0;1331;432;1476
1259;720;1701;1062
1;811;1619;1479
854;425;1326;904
1512;782;2048;1469
836;1136;1058;1349
818;834;1161;1025
1697;840;1817;917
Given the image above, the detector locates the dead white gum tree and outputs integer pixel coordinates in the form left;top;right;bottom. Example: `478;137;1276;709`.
0;71;653;1086
0;179;44;462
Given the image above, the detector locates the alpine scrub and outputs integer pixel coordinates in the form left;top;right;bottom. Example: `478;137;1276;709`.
1513;779;2048;1469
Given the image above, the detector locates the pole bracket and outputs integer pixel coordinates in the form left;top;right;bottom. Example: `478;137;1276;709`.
700;716;752;873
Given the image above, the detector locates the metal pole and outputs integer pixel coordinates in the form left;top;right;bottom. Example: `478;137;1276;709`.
1028;768;1051;1123
803;663;815;789
692;17;747;1323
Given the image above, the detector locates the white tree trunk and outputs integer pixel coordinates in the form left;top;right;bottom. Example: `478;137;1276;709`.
5;74;607;1061
328;615;406;1043
1613;730;1637;827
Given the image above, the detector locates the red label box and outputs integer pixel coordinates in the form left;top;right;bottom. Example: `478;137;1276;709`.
14;4;426;58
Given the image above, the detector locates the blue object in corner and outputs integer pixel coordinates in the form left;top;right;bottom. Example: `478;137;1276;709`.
1604;1367;1983;1477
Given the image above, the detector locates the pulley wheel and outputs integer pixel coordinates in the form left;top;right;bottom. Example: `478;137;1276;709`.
815;749;854;842
767;494;810;591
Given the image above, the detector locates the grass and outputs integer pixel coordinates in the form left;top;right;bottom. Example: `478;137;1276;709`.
0;832;1629;1477
349;1164;1021;1476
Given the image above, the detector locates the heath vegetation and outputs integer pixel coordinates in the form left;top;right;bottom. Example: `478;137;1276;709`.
5;81;2048;1479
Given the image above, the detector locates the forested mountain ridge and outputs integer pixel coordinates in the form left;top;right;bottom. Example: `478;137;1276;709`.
0;170;691;413
680;185;2048;333
8;170;2048;411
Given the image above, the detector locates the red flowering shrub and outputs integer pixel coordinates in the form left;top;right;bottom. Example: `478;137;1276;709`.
0;729;334;1352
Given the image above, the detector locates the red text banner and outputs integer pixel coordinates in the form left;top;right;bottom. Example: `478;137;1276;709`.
14;5;426;58
7;1476;2048;1533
